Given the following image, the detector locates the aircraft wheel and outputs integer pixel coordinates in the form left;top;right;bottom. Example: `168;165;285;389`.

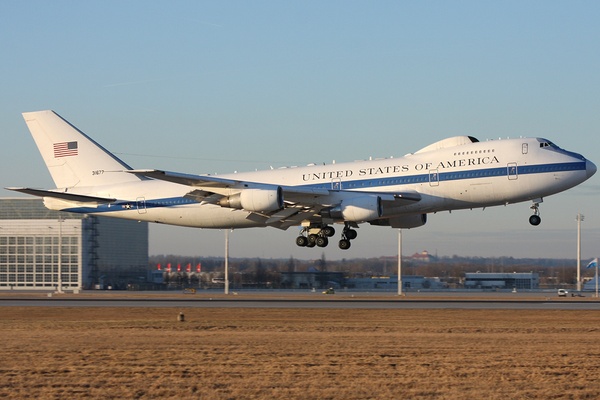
322;226;336;237
345;229;358;240
308;234;318;244
338;239;351;250
296;236;308;247
316;236;329;247
529;215;541;226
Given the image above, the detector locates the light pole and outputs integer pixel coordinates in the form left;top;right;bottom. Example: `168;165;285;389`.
57;215;64;294
397;229;403;296
224;229;230;295
576;213;584;292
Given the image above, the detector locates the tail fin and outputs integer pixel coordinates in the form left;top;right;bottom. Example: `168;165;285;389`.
22;110;142;189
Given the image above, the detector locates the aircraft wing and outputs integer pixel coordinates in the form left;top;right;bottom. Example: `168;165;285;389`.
129;169;422;202
128;169;331;197
129;169;422;226
5;187;117;204
128;169;239;189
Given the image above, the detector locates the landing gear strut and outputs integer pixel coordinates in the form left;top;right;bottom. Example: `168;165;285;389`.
529;201;542;226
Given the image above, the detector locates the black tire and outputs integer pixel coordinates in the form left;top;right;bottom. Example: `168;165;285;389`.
322;226;335;237
338;239;351;250
345;229;358;240
529;215;541;226
316;236;329;247
296;236;308;247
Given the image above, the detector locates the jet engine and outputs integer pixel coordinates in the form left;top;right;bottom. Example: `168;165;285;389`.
218;187;283;212
325;195;382;222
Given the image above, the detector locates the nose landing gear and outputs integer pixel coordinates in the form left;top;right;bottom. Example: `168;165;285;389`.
529;201;542;226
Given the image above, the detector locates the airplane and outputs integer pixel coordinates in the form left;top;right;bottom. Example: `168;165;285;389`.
6;110;597;250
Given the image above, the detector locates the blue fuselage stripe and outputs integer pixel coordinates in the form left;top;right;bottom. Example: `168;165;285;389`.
296;161;586;191
64;161;586;213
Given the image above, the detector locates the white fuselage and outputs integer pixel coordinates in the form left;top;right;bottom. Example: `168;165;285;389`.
50;136;594;229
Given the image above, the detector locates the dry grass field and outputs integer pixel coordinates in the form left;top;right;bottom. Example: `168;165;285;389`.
1;306;599;399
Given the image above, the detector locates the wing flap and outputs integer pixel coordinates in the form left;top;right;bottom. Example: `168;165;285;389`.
265;207;302;224
183;189;224;204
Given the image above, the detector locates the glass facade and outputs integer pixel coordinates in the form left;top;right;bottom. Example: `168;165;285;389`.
0;198;148;290
464;272;540;289
0;214;82;289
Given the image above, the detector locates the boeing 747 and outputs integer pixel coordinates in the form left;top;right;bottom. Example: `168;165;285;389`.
6;110;596;250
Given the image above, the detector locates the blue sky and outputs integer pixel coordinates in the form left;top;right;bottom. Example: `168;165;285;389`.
1;1;599;260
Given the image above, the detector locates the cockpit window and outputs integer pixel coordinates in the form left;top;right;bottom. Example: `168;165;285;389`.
539;139;558;149
537;138;584;160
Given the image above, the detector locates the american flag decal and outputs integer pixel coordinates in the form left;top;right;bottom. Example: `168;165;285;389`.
53;141;78;158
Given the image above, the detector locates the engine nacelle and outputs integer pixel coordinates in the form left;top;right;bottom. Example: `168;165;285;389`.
219;187;283;212
326;195;382;222
383;214;427;229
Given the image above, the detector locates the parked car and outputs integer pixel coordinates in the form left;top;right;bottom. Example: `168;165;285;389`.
557;289;568;297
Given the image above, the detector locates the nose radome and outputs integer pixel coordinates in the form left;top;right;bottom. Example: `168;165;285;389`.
587;160;597;179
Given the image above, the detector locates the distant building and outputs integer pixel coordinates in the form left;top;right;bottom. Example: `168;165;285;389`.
280;271;344;289
149;270;164;285
0;198;148;290
409;250;436;263
346;275;446;290
464;272;539;289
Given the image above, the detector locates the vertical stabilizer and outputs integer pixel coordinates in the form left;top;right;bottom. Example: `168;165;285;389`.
22;110;142;188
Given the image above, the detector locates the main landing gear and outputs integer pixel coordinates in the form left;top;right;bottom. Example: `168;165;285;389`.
338;224;357;250
296;223;358;250
295;225;335;248
529;201;542;226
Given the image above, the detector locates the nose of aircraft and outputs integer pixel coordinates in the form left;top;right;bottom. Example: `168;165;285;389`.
587;159;597;179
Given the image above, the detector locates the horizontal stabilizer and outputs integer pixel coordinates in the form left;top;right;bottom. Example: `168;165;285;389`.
5;187;116;204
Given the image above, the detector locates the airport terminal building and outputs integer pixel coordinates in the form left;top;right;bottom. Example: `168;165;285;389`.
0;198;148;291
464;272;539;290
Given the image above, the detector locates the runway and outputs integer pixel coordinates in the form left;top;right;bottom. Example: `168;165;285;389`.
2;293;600;310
